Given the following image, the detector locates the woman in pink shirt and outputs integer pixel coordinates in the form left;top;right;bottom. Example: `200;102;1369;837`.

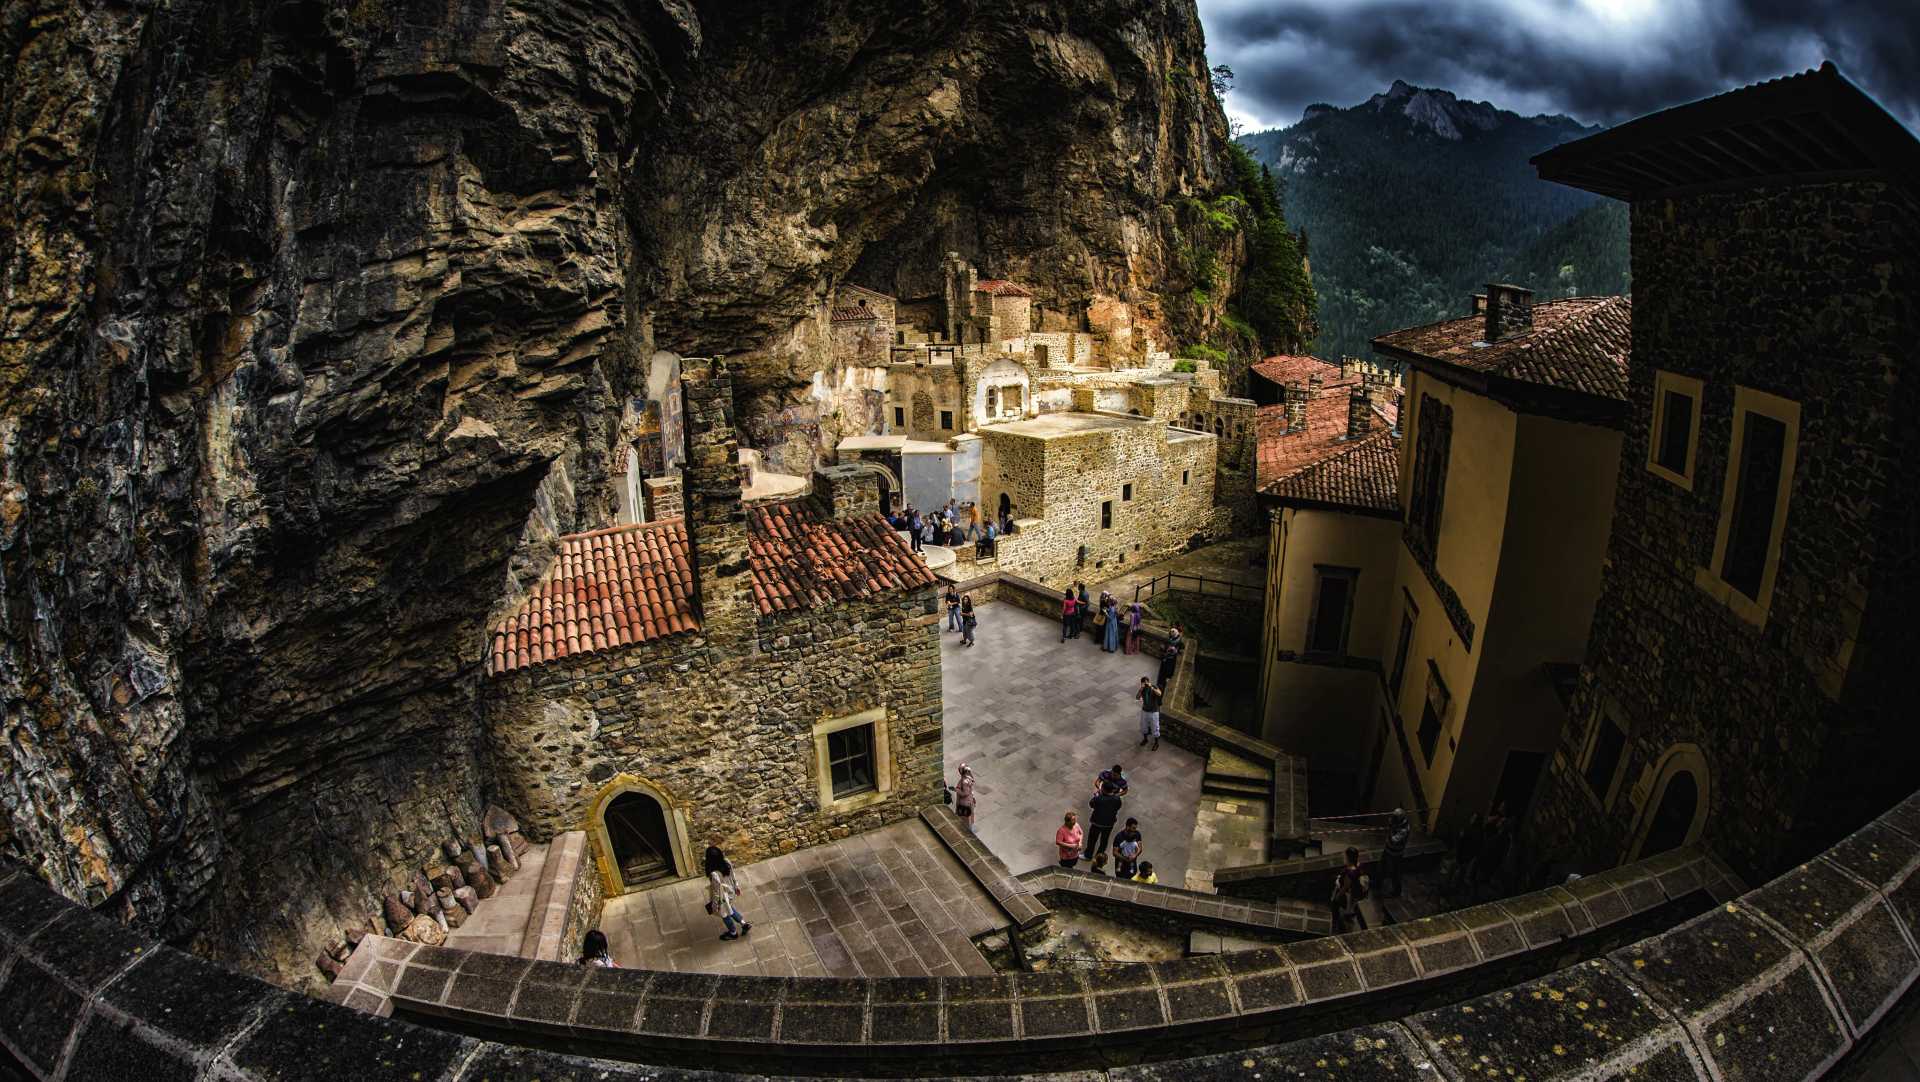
1055;811;1084;869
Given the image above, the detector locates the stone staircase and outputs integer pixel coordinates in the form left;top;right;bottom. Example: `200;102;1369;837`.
1201;745;1272;800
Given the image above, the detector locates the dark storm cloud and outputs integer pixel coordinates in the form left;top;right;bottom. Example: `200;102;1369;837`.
1200;0;1920;133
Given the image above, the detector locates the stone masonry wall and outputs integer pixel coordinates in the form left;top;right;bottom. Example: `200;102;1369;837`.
1528;179;1920;884
482;585;942;862
985;421;1226;588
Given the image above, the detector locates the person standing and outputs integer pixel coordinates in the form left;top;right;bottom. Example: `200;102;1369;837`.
1158;625;1184;684
1087;784;1123;858
1450;813;1485;895
1095;764;1130;796
1113;819;1144;880
1091;592;1108;649
907;508;923;553
1055;812;1084;869
578;929;619;967
1382;808;1411;898
704;845;751;940
1061;588;1079;642
960;594;977;647
952;763;978;834
1131;860;1158;885
1136;677;1163;750
1102;596;1121;653
1123;601;1143;654
967;502;982;542
945;586;961;633
1330;847;1369;932
1474;811;1512;898
1076;583;1092;641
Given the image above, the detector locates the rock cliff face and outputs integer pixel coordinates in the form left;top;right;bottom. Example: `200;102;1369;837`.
0;0;1241;987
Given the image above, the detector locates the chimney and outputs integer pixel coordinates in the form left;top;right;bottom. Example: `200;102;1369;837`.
1471;293;1488;317
1346;382;1374;441
812;464;880;520
1283;381;1309;433
679;358;755;643
1484;283;1534;341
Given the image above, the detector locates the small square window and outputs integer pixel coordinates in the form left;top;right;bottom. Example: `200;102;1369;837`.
1122;483;1133;501
1101;501;1113;529
939;410;953;430
893;406;905;427
827;725;877;800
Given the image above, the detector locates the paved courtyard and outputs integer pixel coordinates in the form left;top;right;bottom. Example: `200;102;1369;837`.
941;600;1205;880
598;819;1001;977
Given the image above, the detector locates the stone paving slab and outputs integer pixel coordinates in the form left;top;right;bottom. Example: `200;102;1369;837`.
941;600;1204;881
598;818;998;978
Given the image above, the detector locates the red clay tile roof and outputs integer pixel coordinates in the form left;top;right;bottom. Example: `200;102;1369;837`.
1371;296;1631;402
832;304;879;322
748;500;937;614
1266;428;1401;515
1251;355;1339;388
488;520;697;675
973;279;1033;297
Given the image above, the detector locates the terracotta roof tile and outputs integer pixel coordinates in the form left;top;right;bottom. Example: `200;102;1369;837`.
972;279;1032;297
1251;355;1341;388
747;500;936;615
1265;428;1401;514
487;519;697;675
1372;296;1631;402
831;304;879;323
1253;355;1394;489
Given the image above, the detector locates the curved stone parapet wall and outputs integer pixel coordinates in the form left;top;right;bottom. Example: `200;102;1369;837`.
5;789;1920;1080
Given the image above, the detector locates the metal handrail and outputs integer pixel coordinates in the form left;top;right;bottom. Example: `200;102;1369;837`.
1132;572;1264;604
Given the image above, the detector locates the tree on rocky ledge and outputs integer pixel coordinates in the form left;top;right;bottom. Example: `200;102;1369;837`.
1225;143;1318;356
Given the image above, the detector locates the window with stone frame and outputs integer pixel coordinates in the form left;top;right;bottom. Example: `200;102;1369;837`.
1701;386;1799;624
1306;566;1359;656
1388;601;1416;697
1647;371;1703;489
939;410;953;430
1101;500;1113;529
1582;706;1629;807
893;406;905;428
1407;394;1453;560
827;725;877;800
1418;660;1449;766
1122;482;1133;501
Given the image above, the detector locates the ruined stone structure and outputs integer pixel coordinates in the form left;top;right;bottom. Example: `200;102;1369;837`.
483;364;942;896
1526;64;1920;884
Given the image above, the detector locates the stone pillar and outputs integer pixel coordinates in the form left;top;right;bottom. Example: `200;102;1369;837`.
679;359;755;644
813;464;881;520
1283;382;1309;433
643;475;683;521
1485;283;1534;341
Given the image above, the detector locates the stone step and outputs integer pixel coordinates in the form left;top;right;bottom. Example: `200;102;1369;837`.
1202;777;1271;800
1205;745;1273;785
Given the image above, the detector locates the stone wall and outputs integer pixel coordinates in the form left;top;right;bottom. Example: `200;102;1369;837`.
830;316;892;369
982;419;1226;588
1528;179;1920;885
482;585;943;863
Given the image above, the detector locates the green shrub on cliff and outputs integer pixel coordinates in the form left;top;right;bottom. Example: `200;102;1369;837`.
1222;143;1317;355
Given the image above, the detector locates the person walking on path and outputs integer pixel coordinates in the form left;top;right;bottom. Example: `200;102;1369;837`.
967;503;982;542
1061;588;1079;642
951;763;978;834
960;595;977;647
578;929;619;967
945;586;961;633
1123;601;1143;654
1087;784;1123;858
704;845;752;940
1330;847;1369;932
1158;625;1184;684
1136;677;1163;750
1102;596;1121;652
1055;812;1085;869
1382;808;1411;898
1113;819;1144;880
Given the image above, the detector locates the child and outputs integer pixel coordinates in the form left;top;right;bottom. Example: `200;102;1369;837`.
1089;851;1109;876
1132;860;1157;885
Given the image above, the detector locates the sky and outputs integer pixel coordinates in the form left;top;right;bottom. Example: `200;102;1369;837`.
1196;0;1920;134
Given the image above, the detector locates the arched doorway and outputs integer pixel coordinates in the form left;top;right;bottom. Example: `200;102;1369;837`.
585;774;695;896
1641;772;1698;858
998;491;1011;521
1629;744;1711;861
605;791;676;888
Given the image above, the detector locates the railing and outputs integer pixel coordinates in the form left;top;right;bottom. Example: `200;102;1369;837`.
1132;572;1264;604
